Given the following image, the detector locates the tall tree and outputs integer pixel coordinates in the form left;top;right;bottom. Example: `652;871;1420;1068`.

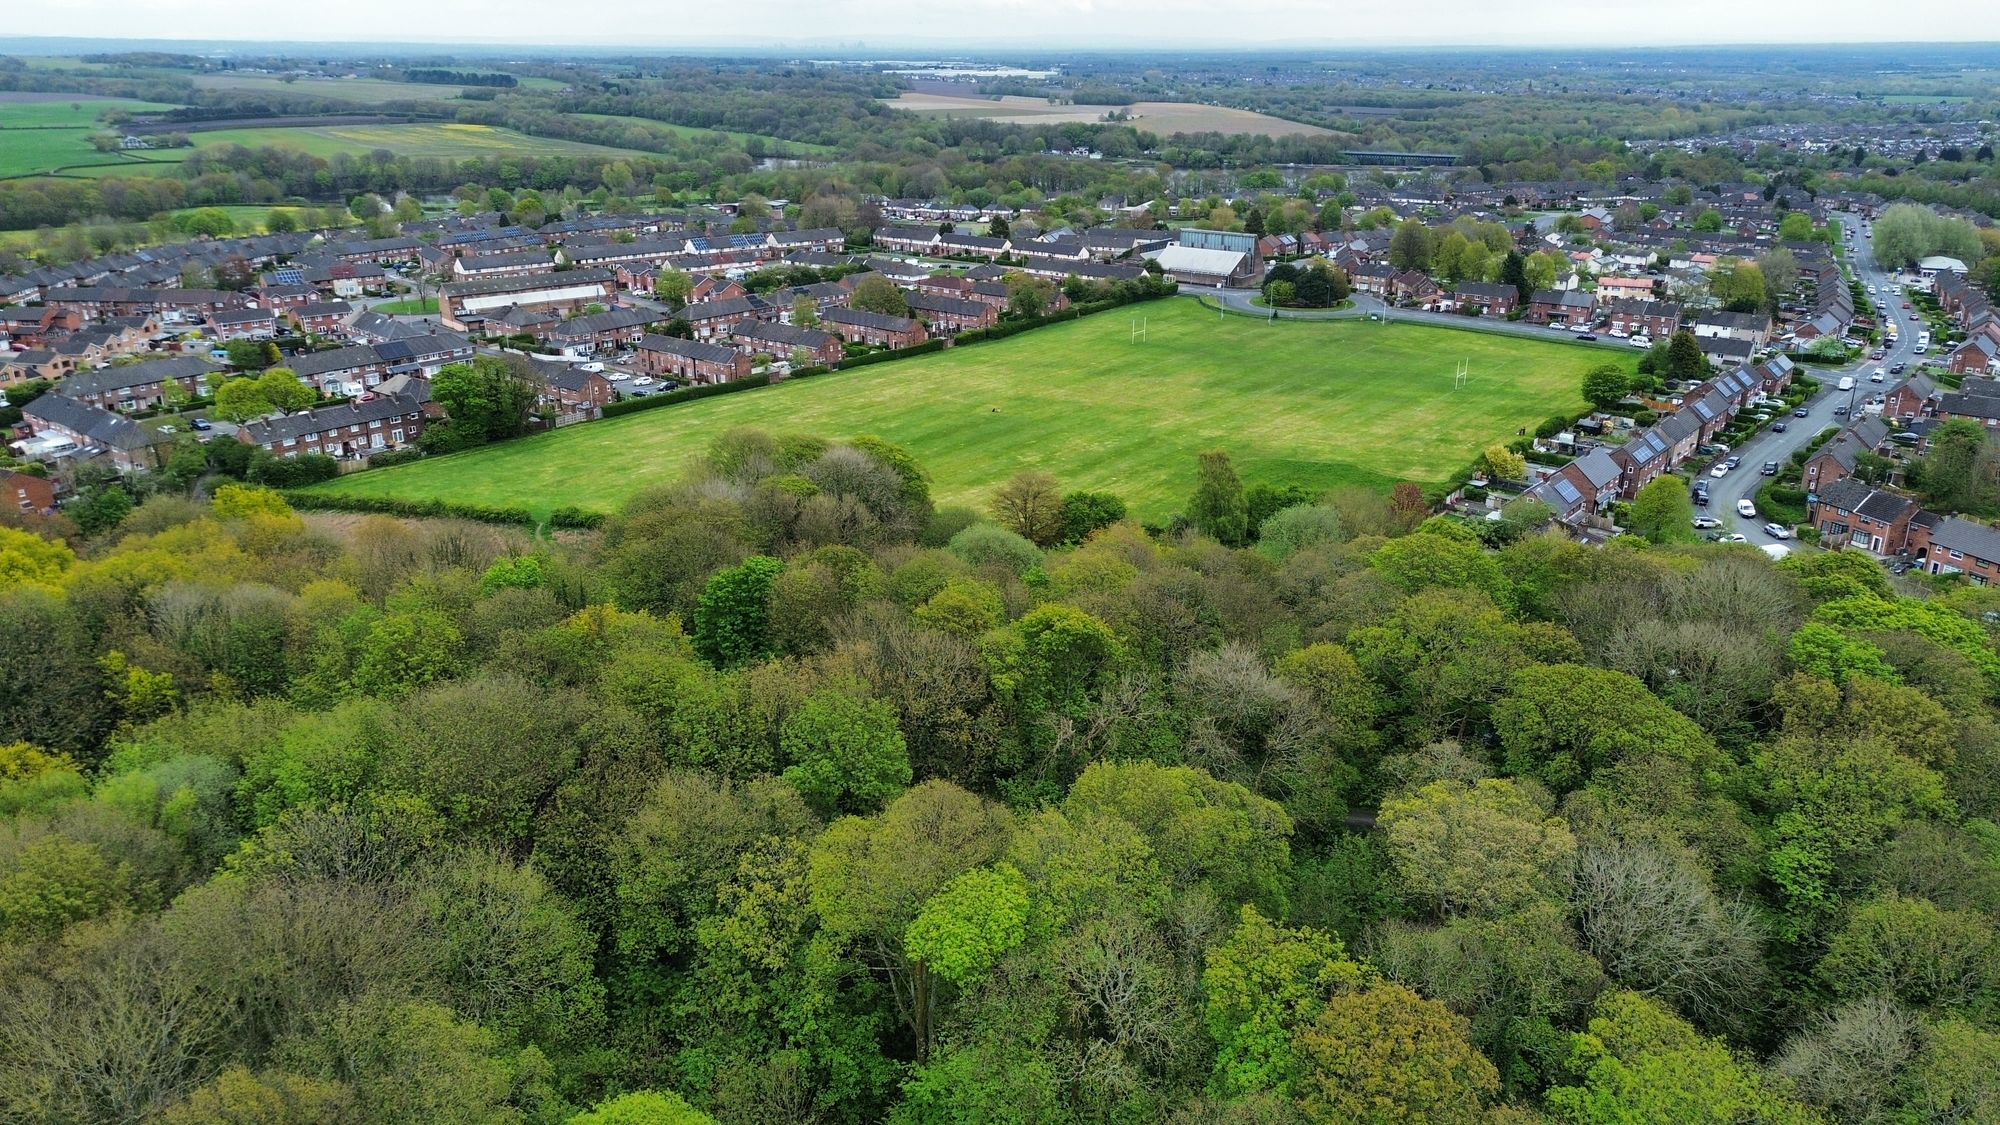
1628;476;1696;544
1188;449;1249;546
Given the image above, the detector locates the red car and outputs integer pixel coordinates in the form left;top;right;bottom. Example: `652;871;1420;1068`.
1902;301;1912;308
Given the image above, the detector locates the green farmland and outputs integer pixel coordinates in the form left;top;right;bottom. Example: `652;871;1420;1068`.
0;97;182;177
307;300;1619;521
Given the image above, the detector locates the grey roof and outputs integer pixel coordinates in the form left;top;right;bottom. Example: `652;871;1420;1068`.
58;356;220;397
1455;282;1517;301
240;394;428;445
1574;447;1623;488
823;306;920;333
1928;517;2000;563
549;307;656;340
906;292;992;318
1939;392;2000;421
440;268;615;298
685;294;772;321
25;394;161;451
732;321;836;350
637;334;739;364
1531;288;1595;308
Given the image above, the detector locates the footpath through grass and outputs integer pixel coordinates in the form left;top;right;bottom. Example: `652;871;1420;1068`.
305;298;1616;520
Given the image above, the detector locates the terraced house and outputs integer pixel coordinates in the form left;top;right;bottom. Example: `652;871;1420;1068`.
237;394;433;460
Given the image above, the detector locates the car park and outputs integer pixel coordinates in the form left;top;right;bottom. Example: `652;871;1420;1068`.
1763;522;1792;539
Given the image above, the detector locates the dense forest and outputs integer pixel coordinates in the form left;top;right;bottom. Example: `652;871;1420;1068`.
3;430;1998;1123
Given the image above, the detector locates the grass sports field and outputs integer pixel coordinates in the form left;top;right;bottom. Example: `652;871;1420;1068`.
307;300;1616;521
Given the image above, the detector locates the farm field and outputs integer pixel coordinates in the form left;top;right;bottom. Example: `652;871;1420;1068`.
0;97;182;178
890;93;1329;137
305;298;1615;520
181;122;657;162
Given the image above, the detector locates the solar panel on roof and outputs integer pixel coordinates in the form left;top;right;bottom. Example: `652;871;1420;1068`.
1552;479;1582;504
1694;401;1715;420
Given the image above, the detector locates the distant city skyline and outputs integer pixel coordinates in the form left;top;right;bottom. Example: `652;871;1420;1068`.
10;2;1995;50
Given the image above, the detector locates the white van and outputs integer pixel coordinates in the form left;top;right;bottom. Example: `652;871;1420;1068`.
1737;499;1758;519
1837;375;1856;392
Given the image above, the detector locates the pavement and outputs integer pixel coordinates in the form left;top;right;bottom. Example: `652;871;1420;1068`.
1702;222;1923;542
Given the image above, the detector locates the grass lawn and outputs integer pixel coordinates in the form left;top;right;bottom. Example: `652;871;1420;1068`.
373;296;438;315
306;298;1617;521
0;98;183;177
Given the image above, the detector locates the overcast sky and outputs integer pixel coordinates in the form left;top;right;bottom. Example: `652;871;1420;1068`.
14;1;1994;49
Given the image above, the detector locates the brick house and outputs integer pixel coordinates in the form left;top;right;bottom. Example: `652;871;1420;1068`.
688;276;749;304
1527;289;1596;326
636;334;751;385
288;333;473;395
1453;282;1518;316
1910;516;2000;583
1604;299;1681;339
684;294;776;341
290;301;353;337
1808;477;1917;555
1947;333;2000;377
237;393;431;461
730;320;844;366
546;307;657;357
821;307;928;349
438;269;618;332
1693;310;1772;347
2;469;56;514
526;358;615;419
56;356;220;412
1882;371;1939;421
19;394;170;473
905;292;1001;332
1804;416;1890;494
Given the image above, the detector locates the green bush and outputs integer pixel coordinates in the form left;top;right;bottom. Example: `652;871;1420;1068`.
547;505;607;529
282;491;536;526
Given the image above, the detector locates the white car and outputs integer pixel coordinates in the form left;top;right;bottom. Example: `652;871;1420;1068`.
1719;533;1748;544
1871;369;1886;382
1710;464;1731;478
1763;522;1793;540
1692;516;1721;529
1737;499;1758;519
1629;335;1651;349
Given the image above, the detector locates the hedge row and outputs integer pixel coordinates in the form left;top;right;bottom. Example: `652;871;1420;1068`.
283;490;536;526
600;373;773;419
548;506;608;529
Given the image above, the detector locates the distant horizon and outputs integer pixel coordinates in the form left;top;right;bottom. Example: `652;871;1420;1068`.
7;23;2000;56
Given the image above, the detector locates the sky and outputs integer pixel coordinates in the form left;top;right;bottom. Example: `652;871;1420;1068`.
12;1;1994;50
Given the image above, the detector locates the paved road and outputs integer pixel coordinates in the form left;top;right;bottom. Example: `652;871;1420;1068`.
1703;220;1919;541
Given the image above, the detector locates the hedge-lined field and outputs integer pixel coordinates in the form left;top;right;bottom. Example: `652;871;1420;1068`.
304;299;1621;520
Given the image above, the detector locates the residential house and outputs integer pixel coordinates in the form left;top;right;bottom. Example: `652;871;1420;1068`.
288;333;472;395
206;307;281;341
545;307;656;358
237;393;431;461
1604;299;1681;339
525;358;615;419
1530;446;1623;522
1803;415;1890;493
18;394;170;472
56;356;219;412
636;334;751;385
1947;332;2000;377
872;227;938;255
451;249;556;280
290;301;354;337
905;292;1002;332
1594;276;1657;304
438;270;618;332
1883;371;1940;421
821;307;928;349
730;320;843;366
1453;281;1518;317
2;469;56;514
1527;289;1596;326
1693;310;1773;347
1909;516;2000;583
684;294;775;341
1808;478;1917;554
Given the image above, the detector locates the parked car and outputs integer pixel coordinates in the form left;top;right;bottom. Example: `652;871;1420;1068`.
1724;456;1742;470
1710;463;1731;478
1762;460;1779;475
1575;333;1598;341
1693;516;1721;529
1872;369;1886;382
190;418;212;431
1720;533;1748;544
1628;335;1651;349
1763;522;1793;539
1737;499;1758;518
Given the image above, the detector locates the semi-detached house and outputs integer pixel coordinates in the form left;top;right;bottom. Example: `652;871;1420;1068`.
237;394;432;461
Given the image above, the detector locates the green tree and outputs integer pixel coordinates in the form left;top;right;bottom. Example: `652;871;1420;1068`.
1628;475;1696;544
1778;212;1813;242
1581;363;1631;409
181;207;235;237
1057;490;1126;543
1204;904;1366;1096
1378;778;1575;918
1189;449;1249;546
904;862;1030;990
225;338;278;370
1816;893;2000;1012
254;368;314;414
692;555;783;668
1389;220;1435;272
652;270;693;308
780;691;912;815
1483;443;1526;482
1665;329;1706;382
350;609;460;697
1292;982;1499;1124
1493;663;1717;792
570;1091;716;1124
430;355;538;445
1500;249;1530;303
1546;991;1819;1124
212;377;271;422
1694;208;1724;232
850;275;910;317
989;471;1065;546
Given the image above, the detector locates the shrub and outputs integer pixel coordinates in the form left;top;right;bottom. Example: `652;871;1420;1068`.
947;522;1043;576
